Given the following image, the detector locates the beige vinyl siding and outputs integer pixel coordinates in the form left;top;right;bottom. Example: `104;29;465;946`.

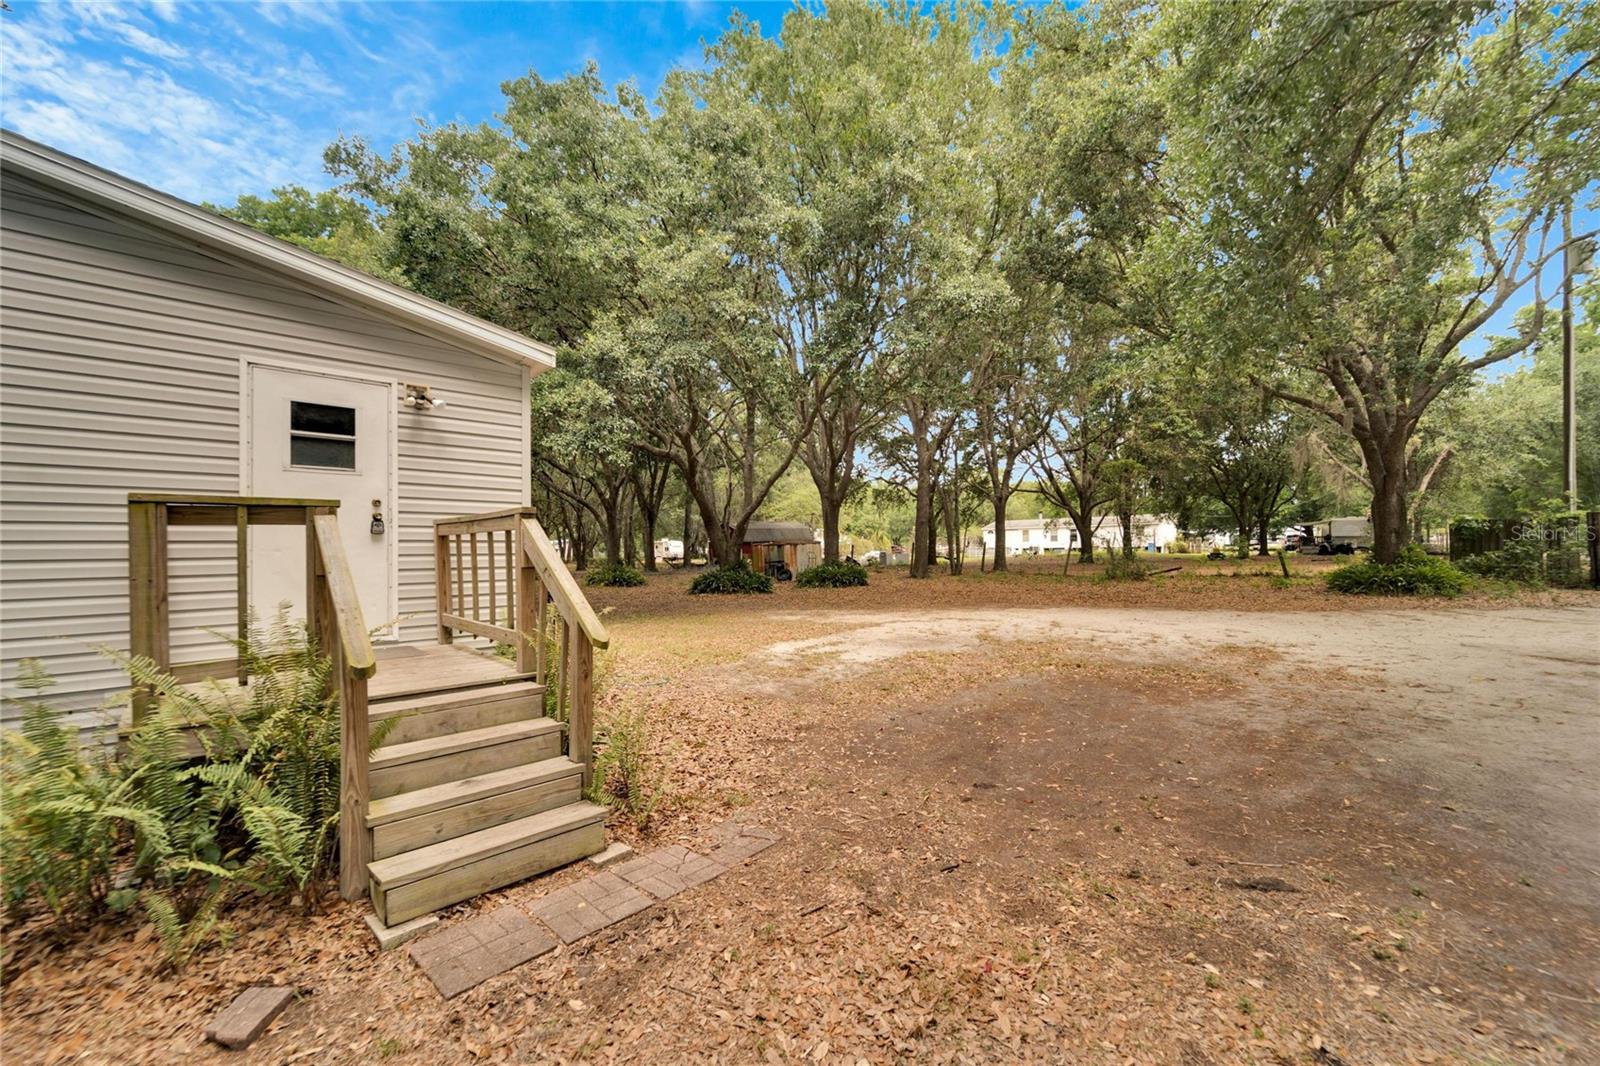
0;174;529;733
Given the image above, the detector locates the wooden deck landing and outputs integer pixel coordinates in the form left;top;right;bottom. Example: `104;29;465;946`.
370;644;522;700
173;643;523;711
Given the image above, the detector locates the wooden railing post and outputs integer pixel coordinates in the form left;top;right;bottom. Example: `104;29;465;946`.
570;636;594;790
557;621;570;727
435;528;454;645
127;499;169;725
534;588;547;684
339;662;370;900
234;505;249;684
515;521;539;675
310;512;376;901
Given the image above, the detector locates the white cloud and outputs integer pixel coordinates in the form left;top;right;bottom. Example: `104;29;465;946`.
0;0;549;205
112;22;189;61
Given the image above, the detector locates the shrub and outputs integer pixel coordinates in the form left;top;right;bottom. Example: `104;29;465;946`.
1455;507;1589;587
590;705;667;829
1;612;385;967
1100;553;1150;581
1456;537;1547;584
689;563;774;595
794;560;869;588
585;562;645;587
1325;546;1469;597
1;662;136;925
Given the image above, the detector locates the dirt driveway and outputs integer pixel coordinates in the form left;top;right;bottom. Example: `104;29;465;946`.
7;595;1598;1065
574;602;1600;1063
766;603;1600;891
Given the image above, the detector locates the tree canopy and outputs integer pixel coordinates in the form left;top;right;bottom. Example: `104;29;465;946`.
219;0;1598;570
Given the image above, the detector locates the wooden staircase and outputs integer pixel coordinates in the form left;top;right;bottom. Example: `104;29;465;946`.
125;498;610;925
363;680;606;925
355;508;612;924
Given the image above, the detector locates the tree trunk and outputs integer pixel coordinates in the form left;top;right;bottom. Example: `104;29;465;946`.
573;512;590;570
910;434;936;580
682;494;692;564
1070;510;1095;563
601;504;623;566
990;496;1009;572
641;511;658;572
1370;474;1409;564
1257;514;1271;556
801;406;860;565
1360;431;1411;565
819;496;843;564
939;486;963;577
630;458;670;573
623;497;637;568
1119;506;1135;559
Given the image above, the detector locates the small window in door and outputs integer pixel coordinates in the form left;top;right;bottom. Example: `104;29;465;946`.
289;401;356;470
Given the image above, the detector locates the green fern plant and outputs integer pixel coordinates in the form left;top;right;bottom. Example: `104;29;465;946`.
1;661;143;924
119;610;392;910
5;611;387;965
142;882;231;971
589;704;668;829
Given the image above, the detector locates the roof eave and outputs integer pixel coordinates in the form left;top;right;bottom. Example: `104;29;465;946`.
0;129;556;374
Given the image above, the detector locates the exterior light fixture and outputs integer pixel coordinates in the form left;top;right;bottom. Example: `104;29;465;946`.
402;383;446;410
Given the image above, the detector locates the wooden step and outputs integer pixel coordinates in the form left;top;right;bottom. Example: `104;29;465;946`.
369;719;561;800
368;801;608;925
370;681;546;745
366;757;583;860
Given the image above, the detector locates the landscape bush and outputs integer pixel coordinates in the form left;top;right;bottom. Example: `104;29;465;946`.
1454;507;1589;587
688;563;774;595
0;612;384;967
1325;546;1470;597
1100;553;1150;581
794;560;869;588
585;562;646;587
1455;538;1548;584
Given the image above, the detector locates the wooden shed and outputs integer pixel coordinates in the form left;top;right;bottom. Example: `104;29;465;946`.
741;521;821;578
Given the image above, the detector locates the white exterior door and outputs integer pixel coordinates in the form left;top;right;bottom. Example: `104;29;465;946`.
248;364;395;639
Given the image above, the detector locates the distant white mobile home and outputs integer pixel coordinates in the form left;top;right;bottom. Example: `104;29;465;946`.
981;514;1180;555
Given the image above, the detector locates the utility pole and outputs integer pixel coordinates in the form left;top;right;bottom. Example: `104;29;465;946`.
1563;201;1577;510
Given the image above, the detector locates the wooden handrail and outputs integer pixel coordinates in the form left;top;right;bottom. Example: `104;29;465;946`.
308;513;374;901
519;518;610;649
432;509;607;789
310;514;377;679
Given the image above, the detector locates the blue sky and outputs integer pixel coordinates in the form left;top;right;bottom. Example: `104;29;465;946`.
0;0;788;203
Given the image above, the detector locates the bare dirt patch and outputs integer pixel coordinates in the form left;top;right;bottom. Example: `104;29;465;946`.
4;583;1596;1065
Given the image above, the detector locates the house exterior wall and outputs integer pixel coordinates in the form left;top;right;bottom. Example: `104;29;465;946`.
981;521;1079;554
981;516;1182;554
0;173;530;732
1089;517;1179;552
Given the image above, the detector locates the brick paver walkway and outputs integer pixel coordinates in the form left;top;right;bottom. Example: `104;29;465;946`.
408;906;557;999
530;870;653;943
611;843;725;899
705;821;781;865
407;820;780;999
